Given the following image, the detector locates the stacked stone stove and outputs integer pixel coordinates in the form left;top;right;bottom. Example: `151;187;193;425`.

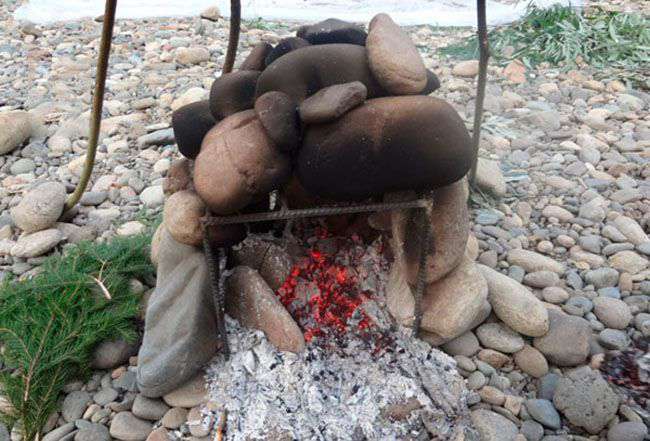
137;13;484;440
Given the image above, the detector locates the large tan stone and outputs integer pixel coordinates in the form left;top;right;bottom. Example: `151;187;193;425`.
391;180;469;286
419;256;488;342
193;110;291;214
0;111;32;155
366;13;427;95
478;265;549;337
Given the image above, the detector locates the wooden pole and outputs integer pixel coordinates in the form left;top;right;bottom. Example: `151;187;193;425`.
222;0;241;74
469;0;489;185
63;0;117;212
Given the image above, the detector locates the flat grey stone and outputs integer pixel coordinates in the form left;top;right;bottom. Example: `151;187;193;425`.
74;423;110;441
62;391;91;423
525;399;561;429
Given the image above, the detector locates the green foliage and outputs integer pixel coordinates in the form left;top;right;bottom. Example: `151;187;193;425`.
440;4;650;87
0;235;153;441
246;16;270;30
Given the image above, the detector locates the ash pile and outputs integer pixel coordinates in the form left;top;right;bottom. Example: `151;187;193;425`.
204;232;476;441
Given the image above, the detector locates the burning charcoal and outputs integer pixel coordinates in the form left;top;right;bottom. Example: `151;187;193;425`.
297;18;368;46
298;81;367;125
208;70;261;120
162;158;192;196
297;96;474;201
392;180;469;286
255;44;388;103
193;110;291;214
254;91;300;152
137;228;218;397
264;37;310;67
171;100;216;159
423;69;441;94
366;13;427;95
419;257;488;345
226;266;305;353
239;42;273;71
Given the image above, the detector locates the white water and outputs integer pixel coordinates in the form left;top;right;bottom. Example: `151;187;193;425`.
15;0;582;26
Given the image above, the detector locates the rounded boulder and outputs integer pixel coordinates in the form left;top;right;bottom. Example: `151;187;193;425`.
297;96;474;201
239;42;273;71
193;110;291;214
171;100;216;159
209;70;261;120
256;44;388;104
366;13;427;95
254;91;300;152
264;37;310;67
296;18;367;46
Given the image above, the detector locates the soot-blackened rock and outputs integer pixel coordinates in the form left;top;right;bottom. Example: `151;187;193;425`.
366;13;427;95
298;81;367;124
256;44;387;104
209;70;261;120
240;42;273;71
264;37;310;67
194;110;291;214
297;96;474;201
297;18;367;46
254;91;300;152
171;100;216;159
423;69;441;94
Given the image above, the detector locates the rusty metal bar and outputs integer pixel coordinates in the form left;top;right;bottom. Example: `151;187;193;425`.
201;198;431;226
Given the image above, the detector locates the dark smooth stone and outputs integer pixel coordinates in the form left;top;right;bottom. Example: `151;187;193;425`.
171;100;216;159
297;18;367;46
264;37;310;67
209;70;261;120
298;81;367;124
256;44;388;104
297;96;474;201
254;91;300;152
422;69;441;94
239;42;273;71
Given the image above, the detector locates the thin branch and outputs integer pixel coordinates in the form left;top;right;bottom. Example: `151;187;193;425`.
469;0;490;185
63;0;118;212
222;0;241;74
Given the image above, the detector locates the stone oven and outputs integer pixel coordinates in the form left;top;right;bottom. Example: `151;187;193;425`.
137;13;483;440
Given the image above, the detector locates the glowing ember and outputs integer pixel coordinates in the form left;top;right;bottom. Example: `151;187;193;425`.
276;233;389;350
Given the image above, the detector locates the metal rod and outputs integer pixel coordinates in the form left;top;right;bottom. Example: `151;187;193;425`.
202;199;431;226
469;0;490;185
412;205;432;337
203;226;230;359
63;0;117;212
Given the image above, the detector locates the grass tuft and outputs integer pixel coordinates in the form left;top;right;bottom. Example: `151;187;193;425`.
0;234;153;441
440;4;650;87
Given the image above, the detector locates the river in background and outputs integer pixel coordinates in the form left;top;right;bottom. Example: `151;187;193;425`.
14;0;582;26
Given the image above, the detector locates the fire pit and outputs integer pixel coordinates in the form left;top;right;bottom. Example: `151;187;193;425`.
137;13;483;440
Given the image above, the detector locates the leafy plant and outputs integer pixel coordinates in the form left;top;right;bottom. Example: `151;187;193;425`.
0;234;153;441
440;4;650;87
246;16;270;30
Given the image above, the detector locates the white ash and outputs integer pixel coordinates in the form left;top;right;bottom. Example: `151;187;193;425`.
204;236;475;440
